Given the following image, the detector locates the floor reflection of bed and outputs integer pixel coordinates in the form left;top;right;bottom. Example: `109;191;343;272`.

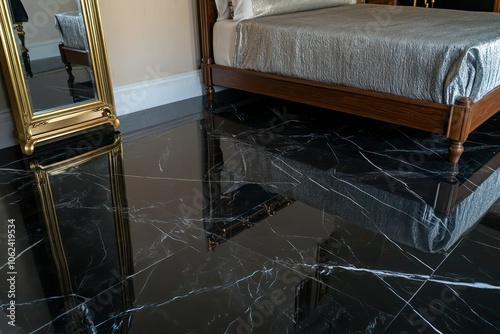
203;95;500;253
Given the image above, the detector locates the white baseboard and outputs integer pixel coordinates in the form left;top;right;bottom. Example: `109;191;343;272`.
27;39;61;61
0;70;206;150
113;70;204;116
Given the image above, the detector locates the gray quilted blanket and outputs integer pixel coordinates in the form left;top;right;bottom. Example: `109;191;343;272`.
234;4;500;104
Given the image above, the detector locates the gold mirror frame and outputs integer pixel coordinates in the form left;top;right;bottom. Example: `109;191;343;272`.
0;0;119;155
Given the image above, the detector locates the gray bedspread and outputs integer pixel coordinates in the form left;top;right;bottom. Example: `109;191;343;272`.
55;11;88;50
226;140;500;253
233;4;500;104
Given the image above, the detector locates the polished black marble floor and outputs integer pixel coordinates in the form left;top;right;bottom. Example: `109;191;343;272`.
0;91;499;333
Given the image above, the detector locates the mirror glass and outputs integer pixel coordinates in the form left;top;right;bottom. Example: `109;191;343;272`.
7;0;96;114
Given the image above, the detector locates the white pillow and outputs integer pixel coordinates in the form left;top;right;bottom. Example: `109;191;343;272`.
231;0;357;21
215;0;231;21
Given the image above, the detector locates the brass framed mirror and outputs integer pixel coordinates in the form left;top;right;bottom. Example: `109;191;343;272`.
0;0;118;155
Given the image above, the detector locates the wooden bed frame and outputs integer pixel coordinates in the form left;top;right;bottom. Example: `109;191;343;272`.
58;43;95;102
59;43;90;80
198;0;500;163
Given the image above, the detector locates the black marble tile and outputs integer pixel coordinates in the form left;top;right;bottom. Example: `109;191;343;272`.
431;223;500;287
0;91;499;333
386;280;500;333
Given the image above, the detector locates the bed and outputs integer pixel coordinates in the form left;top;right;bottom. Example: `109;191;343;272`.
198;0;500;163
55;8;90;80
55;8;94;101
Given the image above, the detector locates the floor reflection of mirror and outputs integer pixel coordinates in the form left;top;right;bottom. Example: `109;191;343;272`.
0;131;133;333
28;57;95;113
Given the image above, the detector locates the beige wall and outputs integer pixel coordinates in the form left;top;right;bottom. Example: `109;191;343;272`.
0;0;201;112
99;0;200;86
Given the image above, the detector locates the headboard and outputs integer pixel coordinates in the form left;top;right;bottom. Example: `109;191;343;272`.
198;0;217;93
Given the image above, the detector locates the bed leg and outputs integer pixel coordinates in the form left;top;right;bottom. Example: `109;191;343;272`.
59;43;74;81
201;55;215;111
205;84;215;111
446;97;473;164
448;140;464;164
65;63;75;81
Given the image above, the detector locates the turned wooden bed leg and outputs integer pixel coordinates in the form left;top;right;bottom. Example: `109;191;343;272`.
201;55;215;111
448;140;464;164
446;97;474;164
59;43;75;81
199;0;217;111
205;84;215;111
206;85;215;100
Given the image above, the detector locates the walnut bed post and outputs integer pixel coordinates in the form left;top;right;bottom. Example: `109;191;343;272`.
199;0;217;107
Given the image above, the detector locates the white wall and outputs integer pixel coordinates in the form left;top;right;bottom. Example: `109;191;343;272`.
23;0;78;60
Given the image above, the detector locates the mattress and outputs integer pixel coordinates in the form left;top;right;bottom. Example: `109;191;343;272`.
215;4;500;105
213;19;239;67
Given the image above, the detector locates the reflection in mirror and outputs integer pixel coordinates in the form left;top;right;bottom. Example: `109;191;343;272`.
0;0;118;156
8;0;97;113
